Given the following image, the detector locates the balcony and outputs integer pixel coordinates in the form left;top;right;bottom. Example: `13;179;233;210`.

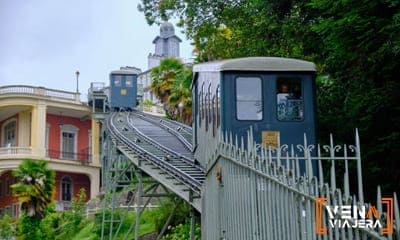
0;85;81;103
0;147;91;164
0;147;32;156
47;149;92;164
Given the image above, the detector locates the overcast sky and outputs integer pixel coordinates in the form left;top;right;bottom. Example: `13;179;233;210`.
0;0;193;99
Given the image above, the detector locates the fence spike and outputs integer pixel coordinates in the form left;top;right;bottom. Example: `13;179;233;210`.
355;128;364;204
329;134;337;191
377;186;383;236
317;144;324;188
343;144;350;203
394;192;400;239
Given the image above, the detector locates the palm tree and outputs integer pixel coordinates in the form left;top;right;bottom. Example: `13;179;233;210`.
12;159;55;219
150;58;191;120
168;68;193;124
150;58;183;102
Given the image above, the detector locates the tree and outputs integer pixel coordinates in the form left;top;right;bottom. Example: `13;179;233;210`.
139;0;400;198
150;58;193;124
0;214;14;240
12;159;55;219
168;68;193;124
138;0;319;61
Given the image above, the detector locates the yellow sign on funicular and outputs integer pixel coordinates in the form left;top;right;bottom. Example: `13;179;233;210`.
262;131;280;149
121;89;127;95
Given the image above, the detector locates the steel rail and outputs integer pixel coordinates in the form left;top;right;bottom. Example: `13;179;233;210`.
130;111;193;153
126;112;204;173
108;112;202;192
107;112;203;193
140;112;193;143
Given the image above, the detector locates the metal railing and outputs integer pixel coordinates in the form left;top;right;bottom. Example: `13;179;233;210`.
0;85;80;102
47;149;92;163
203;129;400;240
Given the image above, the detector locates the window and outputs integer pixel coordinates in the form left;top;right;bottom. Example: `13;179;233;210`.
62;132;75;159
114;76;122;86
45;123;50;152
276;77;303;121
125;77;133;87
60;124;78;160
236;77;263;120
61;176;72;201
2;120;16;147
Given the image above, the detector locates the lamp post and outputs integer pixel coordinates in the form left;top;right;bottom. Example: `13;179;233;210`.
75;70;80;93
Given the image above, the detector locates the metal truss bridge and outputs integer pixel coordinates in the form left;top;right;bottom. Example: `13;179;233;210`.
99;111;400;240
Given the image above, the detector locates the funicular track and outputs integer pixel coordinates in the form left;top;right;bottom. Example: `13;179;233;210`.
106;111;203;212
134;111;193;150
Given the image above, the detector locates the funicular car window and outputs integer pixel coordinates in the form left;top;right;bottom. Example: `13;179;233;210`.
114;76;122;86
125;77;133;87
236;77;262;120
276;77;303;121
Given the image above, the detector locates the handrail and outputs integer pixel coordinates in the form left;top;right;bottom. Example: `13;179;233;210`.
0;85;80;102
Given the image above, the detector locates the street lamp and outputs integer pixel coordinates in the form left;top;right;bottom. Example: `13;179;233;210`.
75;70;80;93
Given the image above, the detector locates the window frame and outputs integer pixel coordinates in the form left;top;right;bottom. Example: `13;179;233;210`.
275;76;305;122
60;176;73;201
113;75;122;87
235;76;264;121
2;118;17;147
125;76;134;87
59;124;79;160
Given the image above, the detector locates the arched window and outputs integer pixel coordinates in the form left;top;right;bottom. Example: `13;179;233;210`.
61;176;72;201
2;119;17;147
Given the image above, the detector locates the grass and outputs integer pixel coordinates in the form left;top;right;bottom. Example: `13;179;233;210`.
75;209;158;239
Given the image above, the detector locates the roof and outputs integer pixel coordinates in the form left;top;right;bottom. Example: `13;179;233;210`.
110;68;141;75
152;35;182;43
193;57;317;72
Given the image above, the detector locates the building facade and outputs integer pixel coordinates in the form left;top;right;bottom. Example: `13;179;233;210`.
0;85;101;217
139;22;182;104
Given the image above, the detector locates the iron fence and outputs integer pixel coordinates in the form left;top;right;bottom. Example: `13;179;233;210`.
203;129;399;240
47;149;92;163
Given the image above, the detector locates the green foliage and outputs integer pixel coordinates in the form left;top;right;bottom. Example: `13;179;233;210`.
15;188;89;240
0;214;14;240
311;0;400;198
56;188;87;240
12;159;55;219
93;208;156;239
16;214;42;240
150;58;193;124
142;99;155;106
162;222;201;240
71;222;97;240
140;0;400;198
152;198;191;234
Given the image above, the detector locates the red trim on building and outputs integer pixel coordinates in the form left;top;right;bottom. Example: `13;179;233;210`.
46;114;91;162
54;171;91;201
0;171;18;209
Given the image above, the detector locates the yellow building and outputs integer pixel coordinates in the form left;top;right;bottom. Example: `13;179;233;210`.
0;85;101;217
